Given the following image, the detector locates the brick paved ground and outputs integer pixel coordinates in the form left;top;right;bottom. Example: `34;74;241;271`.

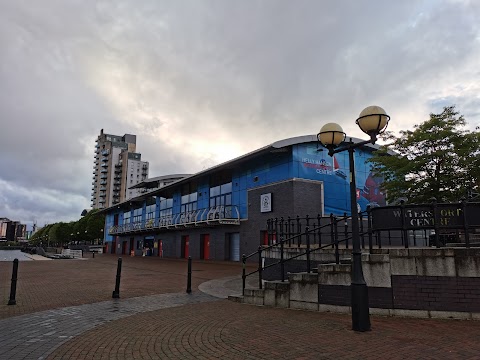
48;300;480;360
0;254;250;319
2;254;480;359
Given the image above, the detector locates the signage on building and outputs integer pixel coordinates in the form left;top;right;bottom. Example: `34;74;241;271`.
371;203;480;230
260;193;272;213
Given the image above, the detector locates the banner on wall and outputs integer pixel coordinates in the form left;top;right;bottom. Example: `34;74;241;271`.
296;143;387;212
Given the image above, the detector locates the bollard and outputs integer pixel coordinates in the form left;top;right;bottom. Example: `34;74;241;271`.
92;251;95;259
186;256;192;294
112;257;122;299
8;258;19;306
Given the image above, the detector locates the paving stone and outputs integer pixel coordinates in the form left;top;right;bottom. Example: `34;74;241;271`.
0;291;218;359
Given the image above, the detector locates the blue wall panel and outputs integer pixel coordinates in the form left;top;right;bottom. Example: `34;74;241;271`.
292;142;386;215
103;140;385;236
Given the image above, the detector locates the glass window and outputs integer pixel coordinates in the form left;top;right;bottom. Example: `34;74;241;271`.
123;211;131;224
133;208;142;223
210;186;220;197
146;204;156;219
159;197;173;218
210;181;232;208
181;191;198;213
221;182;232;194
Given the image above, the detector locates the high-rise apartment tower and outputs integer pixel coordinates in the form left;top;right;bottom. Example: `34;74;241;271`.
92;130;149;209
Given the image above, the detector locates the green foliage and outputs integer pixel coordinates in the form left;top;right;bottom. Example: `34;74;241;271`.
368;106;480;204
29;210;105;245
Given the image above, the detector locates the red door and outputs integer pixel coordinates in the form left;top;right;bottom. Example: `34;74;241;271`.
122;241;127;255
203;234;210;260
183;236;189;259
263;231;269;246
158;240;163;257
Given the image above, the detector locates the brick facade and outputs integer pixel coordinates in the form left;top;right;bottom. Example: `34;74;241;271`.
392;275;480;312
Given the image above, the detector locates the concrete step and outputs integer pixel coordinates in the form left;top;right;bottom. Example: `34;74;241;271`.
227;295;244;303
242;288;265;306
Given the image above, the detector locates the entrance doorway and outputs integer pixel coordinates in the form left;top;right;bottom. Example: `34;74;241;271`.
181;235;190;258
157;240;163;257
121;241;127;255
144;237;154;256
227;233;240;261
200;234;210;260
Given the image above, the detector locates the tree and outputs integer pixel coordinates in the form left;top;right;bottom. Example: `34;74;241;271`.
28;210;105;246
368;106;480;204
56;222;75;246
85;210;105;243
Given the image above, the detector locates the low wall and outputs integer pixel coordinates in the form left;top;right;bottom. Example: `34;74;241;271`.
318;248;480;314
248;247;480;318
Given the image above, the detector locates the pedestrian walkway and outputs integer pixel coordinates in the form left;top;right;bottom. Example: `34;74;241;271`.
48;300;480;360
1;256;480;359
0;291;218;359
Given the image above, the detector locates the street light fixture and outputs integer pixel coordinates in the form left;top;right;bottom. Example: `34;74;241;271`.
317;105;390;332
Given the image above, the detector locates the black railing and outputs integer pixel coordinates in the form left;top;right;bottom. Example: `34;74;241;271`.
242;212;368;295
241;200;480;294
265;213;370;250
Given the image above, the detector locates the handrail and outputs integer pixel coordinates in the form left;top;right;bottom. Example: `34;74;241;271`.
241;212;370;295
108;206;241;234
244;218;338;260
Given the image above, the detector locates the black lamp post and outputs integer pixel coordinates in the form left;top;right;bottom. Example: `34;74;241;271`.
317;105;390;332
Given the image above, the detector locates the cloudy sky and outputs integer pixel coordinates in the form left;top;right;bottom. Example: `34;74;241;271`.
1;0;479;227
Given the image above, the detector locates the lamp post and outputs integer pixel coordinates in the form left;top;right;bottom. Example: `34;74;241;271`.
317;105;390;332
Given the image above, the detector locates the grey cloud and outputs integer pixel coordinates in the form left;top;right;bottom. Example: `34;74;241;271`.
1;0;479;226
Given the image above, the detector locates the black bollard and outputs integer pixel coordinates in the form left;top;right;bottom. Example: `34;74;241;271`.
112;257;122;299
186;256;192;294
8;258;19;306
92;251;95;259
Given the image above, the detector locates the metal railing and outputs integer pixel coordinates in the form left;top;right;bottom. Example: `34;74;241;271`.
108;205;241;235
241;200;480;294
242;213;365;294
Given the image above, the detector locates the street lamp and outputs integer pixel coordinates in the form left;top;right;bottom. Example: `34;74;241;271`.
317;105;390;332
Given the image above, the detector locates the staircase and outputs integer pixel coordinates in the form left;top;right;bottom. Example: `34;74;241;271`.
230;262;353;312
229;247;480;320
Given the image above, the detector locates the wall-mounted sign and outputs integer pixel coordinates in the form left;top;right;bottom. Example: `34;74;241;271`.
371;203;480;231
261;193;272;213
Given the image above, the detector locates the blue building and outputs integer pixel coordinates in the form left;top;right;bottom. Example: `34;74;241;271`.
100;135;385;261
